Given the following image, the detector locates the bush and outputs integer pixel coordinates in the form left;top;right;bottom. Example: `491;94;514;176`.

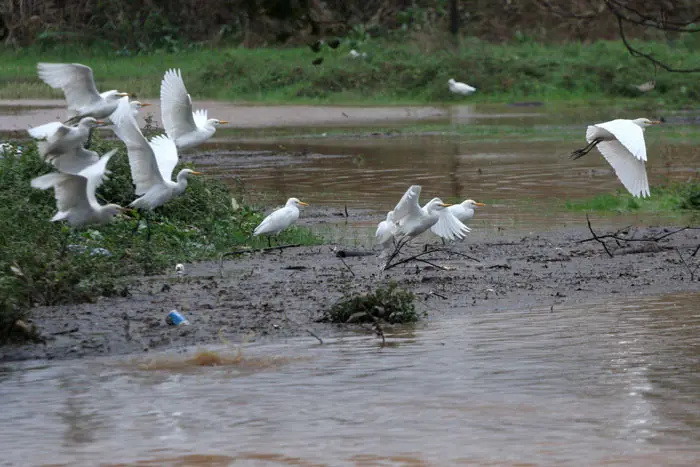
0;138;321;343
321;282;421;324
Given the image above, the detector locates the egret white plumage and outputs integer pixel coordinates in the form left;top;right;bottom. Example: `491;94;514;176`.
392;185;470;242
448;78;476;96
570;118;661;198
30;149;123;227
375;210;396;249
110;96;201;238
431;199;484;242
253;198;308;246
28;118;105;174
37;63;129;123
160;69;228;150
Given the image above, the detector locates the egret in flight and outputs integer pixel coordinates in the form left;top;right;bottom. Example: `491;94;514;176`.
448;78;476;96
28;118;106;174
253;198;309;247
392;185;470;242
110;97;201;238
30;149;123;227
431;199;485;239
570;118;661;198
37;63;129;124
160;69;228;150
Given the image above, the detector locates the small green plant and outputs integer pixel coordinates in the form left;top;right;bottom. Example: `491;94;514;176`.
321;282;421;324
565;182;700;214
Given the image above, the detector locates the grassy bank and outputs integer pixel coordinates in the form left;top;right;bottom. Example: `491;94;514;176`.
0;137;321;343
564;183;700;215
1;38;699;107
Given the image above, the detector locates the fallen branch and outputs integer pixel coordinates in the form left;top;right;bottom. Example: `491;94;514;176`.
335;249;375;258
338;256;356;277
284;310;324;345
383;247;479;271
218;243;303;276
675;248;700;281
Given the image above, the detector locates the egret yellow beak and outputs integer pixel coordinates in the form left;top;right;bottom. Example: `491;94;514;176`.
140;103;152;107
475;202;486;207
94;120;105;125
191;171;202;175
650;120;662;124
219;120;230;124
118;93;131;97
298;201;309;206
440;203;452;207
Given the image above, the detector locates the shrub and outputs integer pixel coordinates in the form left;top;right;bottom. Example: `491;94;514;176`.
321;282;421;324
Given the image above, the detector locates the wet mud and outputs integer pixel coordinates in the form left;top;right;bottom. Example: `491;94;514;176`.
3;222;699;362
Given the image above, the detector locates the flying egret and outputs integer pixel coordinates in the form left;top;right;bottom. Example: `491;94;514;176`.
392;185;471;242
253;198;309;247
160;69;228;150
375;210;396;249
431;199;485;243
30;149;123;227
448;78;476;96
110;96;201;239
570;118;661;198
37;63;129;124
28;118;106;173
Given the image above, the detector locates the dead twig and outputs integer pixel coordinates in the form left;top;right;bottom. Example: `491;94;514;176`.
675;248;700;281
338;256;356;277
284;310;324;345
384;246;479;271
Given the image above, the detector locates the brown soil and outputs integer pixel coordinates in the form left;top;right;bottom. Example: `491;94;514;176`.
2;222;699;362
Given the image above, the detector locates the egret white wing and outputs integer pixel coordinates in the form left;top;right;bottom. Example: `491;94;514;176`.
28;122;64;139
110;96;163;194
148;134;179;182
595;140;650;198
79;149;116;208
594;119;647;161
193;109;208;128
393;185;422;221
31;172;90;213
52;147;99;174
254;207;298;236
160;69;198;140
431;211;471;240
37;63;102;110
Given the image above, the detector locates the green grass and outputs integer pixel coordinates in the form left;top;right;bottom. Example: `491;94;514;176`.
565;183;700;213
321;282;422;324
0;136;321;343
1;37;700;106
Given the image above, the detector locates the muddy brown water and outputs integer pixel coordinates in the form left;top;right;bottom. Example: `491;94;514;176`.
2;102;700;465
1;292;699;465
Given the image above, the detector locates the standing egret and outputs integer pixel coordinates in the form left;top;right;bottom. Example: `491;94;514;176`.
37;63;129;124
110;97;201;239
570;118;661;198
253;198;309;247
28;118;106;174
392;185;470;242
375;210;396;249
448;78;476;96
160;69;228;150
30;149;123;227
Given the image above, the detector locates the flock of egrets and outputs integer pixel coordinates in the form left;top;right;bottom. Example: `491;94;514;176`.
24;62;661;253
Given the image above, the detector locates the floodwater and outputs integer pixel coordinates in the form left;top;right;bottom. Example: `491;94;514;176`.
2;292;700;466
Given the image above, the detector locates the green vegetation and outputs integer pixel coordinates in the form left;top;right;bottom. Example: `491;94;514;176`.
321;282;421;324
0;137;321;343
1;38;700;107
564;182;700;214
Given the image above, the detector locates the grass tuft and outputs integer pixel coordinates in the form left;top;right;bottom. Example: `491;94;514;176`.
321;282;421;324
565;182;700;213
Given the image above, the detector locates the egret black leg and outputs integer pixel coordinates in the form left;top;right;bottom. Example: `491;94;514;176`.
570;138;602;160
85;127;94;149
146;212;152;242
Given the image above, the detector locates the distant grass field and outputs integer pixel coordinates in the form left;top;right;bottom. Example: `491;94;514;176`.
1;38;699;106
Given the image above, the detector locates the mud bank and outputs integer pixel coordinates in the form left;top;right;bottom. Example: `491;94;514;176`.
2;224;700;362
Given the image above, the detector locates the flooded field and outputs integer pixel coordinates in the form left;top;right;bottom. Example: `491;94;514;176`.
2;101;700;466
2;292;700;466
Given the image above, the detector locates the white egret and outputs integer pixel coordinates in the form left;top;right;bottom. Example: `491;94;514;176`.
253;198;309;246
375;210;396;249
570;118;661;198
348;49;367;58
37;63;129;124
110;97;201;238
30;149;123;227
448;78;476;96
431;199;485;242
392;185;470;242
160;69;228;150
28;118;106;174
